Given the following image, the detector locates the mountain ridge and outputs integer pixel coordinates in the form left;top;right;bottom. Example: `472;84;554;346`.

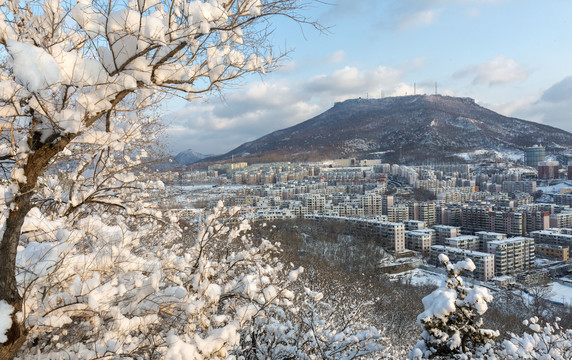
203;95;572;164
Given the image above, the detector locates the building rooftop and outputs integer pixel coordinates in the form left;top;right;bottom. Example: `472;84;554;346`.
487;237;533;245
431;245;493;257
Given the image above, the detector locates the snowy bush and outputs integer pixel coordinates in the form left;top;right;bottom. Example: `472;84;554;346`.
410;254;499;359
236;287;387;359
12;201;288;358
500;317;572;359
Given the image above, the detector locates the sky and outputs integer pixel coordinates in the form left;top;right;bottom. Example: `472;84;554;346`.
164;0;572;156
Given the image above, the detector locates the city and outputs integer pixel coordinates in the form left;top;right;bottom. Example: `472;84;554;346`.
167;145;572;294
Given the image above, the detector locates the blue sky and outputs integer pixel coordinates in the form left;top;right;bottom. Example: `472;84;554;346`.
165;0;572;155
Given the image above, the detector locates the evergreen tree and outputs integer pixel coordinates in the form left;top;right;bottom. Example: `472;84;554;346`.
410;254;499;359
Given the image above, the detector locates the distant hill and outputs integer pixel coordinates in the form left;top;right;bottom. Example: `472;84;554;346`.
204;95;572;164
173;149;212;165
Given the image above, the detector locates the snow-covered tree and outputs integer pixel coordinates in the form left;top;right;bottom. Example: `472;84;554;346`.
236;287;386;359
500;317;572;359
409;254;499;359
0;0;318;356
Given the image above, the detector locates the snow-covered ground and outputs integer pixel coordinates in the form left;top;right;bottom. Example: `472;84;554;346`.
548;282;572;306
389;268;445;287
392;267;572;306
456;149;523;162
537;181;572;194
535;258;563;268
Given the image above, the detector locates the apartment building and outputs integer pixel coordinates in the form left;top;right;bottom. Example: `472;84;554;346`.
502;181;537;195
549;211;572;228
404;220;426;231
538;161;560;180
525;211;550;233
491;211;525;236
553;194;572;207
461;206;492;233
380;222;406;253
430;245;495;282
486;237;535;276
535;244;569;261
445;235;479;251
476;231;506;252
433;225;461;245
302;194;326;212
406;231;433;257
362;193;383;216
420;202;437;227
530;229;572;248
388;205;409;223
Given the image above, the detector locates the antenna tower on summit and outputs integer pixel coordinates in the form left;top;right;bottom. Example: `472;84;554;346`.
435;82;437;95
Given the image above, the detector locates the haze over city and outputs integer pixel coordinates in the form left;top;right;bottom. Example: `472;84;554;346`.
165;0;572;155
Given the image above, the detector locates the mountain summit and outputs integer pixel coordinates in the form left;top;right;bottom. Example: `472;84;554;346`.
207;95;572;163
173;149;212;165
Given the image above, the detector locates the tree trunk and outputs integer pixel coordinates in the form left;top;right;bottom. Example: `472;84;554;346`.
0;133;71;359
0;191;34;360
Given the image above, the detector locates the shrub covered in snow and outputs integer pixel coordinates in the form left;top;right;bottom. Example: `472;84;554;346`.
500;317;572;359
410;254;499;359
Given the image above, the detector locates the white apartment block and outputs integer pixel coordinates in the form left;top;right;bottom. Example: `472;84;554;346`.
486;237;535;277
388;205;409;223
434;225;461;245
362;193;383;216
302;194;326;212
445;235;479;251
406;230;433;257
430;245;495;282
549;211;572;228
502;181;537;195
256;208;296;221
530;229;572;248
380;222;406;253
476;231;507;252
404;220;426;230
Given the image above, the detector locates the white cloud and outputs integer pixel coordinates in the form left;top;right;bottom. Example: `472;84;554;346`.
164;64;411;154
479;76;572;134
305;65;403;101
454;55;530;86
398;9;442;31
324;50;347;64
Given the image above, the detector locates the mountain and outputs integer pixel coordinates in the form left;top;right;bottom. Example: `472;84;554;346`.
205;95;572;164
173;149;212;165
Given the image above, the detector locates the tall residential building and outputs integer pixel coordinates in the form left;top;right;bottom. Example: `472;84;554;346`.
382;195;394;215
445;235;479;251
404;220;426;231
538;161;559;180
502;181;537;195
486;237;535;276
491;211;525;236
476;231;507;252
525;211;550;233
461;206;492;233
434;225;462;245
430;245;495;282
553;194;572;206
388;205;409;223
361;193;383;215
406;231;433;257
419;202;437;227
524;145;545;167
550;211;572;228
380;222;406;253
530;229;572;248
